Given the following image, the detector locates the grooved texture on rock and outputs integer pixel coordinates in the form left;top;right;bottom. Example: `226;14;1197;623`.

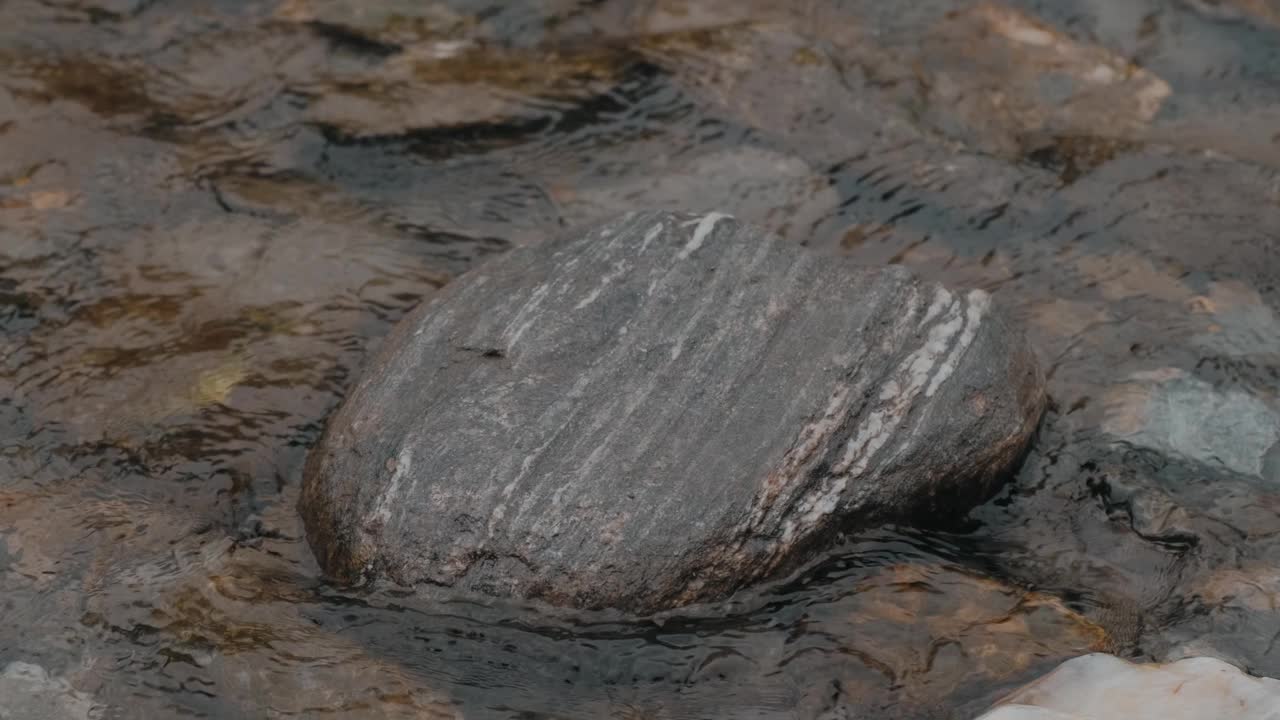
300;210;1045;613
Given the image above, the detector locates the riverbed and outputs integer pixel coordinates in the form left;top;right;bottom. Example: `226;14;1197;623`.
2;1;1279;718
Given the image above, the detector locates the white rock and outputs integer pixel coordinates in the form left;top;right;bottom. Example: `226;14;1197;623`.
975;653;1280;720
981;708;1081;720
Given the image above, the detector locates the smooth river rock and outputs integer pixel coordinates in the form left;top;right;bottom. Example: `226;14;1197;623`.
300;210;1045;612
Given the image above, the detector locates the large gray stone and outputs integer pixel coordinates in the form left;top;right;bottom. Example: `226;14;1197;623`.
300;210;1045;613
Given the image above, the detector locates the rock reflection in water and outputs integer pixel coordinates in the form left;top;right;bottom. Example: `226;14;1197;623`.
2;0;1279;717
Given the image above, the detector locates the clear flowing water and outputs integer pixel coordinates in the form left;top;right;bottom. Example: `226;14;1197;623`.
2;1;1279;718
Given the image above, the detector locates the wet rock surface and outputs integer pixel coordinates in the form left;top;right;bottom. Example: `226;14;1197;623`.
3;0;1280;716
976;653;1280;719
916;3;1171;158
0;662;101;720
1103;368;1280;481
301;210;1045;612
553;145;838;245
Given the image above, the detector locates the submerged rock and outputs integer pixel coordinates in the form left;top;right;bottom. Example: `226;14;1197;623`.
554;146;838;245
275;0;473;47
639;23;919;161
1103;368;1280;481
1182;0;1280;29
300;210;1045;613
976;653;1280;719
0;662;101;720
302;40;638;138
1188;280;1280;358
823;563;1109;704
917;3;1170;158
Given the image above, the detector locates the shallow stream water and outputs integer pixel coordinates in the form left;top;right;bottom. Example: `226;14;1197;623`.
2;1;1280;718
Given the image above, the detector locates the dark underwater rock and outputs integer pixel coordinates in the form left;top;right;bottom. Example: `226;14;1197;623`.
300;210;1045;613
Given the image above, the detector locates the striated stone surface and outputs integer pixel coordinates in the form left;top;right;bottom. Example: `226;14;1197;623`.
976;653;1280;719
300;210;1045;613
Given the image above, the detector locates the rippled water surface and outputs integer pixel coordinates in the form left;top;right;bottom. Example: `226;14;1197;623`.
3;0;1280;717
